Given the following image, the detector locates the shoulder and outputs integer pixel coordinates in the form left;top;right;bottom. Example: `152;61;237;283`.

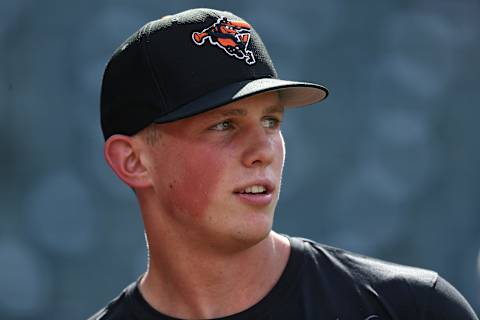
86;282;136;320
291;237;478;319
295;236;438;287
424;275;479;319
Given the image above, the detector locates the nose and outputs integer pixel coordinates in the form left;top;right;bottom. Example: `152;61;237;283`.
240;126;278;168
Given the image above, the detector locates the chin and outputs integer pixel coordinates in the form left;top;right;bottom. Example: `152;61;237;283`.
200;202;277;253
225;217;274;252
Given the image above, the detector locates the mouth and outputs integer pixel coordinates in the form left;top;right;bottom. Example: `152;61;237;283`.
233;181;275;206
233;181;274;194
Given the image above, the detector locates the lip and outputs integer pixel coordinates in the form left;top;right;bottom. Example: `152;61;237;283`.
233;180;275;206
233;179;275;194
235;192;274;206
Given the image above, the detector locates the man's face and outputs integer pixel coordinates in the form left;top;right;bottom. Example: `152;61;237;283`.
139;92;285;251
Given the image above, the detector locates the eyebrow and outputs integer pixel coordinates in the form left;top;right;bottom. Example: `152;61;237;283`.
221;109;247;117
264;104;285;114
219;104;284;117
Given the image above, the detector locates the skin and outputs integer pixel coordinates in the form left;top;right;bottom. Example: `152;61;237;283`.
104;92;291;319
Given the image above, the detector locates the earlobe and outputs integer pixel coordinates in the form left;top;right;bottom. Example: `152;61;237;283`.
104;135;151;189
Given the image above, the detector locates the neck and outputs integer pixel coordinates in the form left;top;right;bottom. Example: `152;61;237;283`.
139;231;290;319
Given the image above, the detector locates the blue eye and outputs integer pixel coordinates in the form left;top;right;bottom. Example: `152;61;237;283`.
262;117;280;129
210;120;232;131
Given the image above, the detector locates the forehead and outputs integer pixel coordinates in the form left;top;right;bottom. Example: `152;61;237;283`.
158;91;284;131
151;92;285;138
201;91;284;119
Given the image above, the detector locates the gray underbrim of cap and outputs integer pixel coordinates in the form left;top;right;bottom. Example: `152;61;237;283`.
153;78;329;123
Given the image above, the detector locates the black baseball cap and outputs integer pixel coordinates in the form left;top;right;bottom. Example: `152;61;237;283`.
100;8;328;140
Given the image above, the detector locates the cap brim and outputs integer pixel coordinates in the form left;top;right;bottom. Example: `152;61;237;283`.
154;78;329;123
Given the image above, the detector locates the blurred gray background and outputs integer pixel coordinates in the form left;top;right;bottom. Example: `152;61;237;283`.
1;0;479;319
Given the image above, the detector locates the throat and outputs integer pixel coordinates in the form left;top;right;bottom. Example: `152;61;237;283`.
139;232;290;319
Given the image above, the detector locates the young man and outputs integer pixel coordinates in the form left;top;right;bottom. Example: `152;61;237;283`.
89;8;478;320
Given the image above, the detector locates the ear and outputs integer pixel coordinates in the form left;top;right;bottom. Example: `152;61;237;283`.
104;135;152;189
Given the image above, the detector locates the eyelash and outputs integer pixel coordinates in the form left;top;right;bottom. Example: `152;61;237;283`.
209;117;282;131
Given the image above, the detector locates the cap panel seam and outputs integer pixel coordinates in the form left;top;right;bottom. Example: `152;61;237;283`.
141;22;168;111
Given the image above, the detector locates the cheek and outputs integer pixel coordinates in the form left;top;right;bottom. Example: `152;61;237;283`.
276;132;286;174
164;143;226;218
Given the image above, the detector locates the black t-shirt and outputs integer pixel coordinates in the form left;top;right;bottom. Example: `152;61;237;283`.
87;237;478;319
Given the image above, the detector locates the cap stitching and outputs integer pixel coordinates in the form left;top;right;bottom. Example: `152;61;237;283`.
141;21;168;112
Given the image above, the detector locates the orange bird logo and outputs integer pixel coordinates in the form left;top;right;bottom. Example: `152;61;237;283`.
192;17;256;65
